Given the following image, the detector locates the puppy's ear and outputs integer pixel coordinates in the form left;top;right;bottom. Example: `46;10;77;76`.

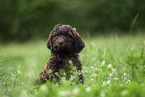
46;32;53;51
73;28;85;53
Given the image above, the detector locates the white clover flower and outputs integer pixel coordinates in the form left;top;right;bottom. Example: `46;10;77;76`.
8;87;12;92
84;71;88;73
17;65;21;69
86;87;91;92
17;70;21;74
121;90;128;96
106;80;111;84
90;79;94;81
93;73;98;76
20;90;28;97
96;68;99;71
59;90;70;96
101;60;106;66
103;81;106;85
100;92;106;97
72;88;80;95
124;73;127;76
121;75;123;78
91;58;96;62
125;80;130;84
107;64;112;69
124;78;126;80
112;69;116;72
68;60;72;64
39;85;48;92
114;78;119;80
91;66;94;69
96;68;102;71
109;73;112;77
128;80;130;84
87;54;89;57
131;47;134;51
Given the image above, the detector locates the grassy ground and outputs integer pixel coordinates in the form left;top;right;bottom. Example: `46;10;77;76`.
0;33;145;97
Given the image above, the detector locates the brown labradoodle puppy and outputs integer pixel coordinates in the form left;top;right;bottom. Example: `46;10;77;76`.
37;24;85;84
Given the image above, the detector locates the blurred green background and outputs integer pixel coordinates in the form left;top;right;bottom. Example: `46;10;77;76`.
0;0;145;41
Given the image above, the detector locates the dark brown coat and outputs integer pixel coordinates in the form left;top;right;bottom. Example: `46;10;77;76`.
37;24;85;84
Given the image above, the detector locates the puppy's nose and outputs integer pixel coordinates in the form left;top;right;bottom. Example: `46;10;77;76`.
59;41;63;45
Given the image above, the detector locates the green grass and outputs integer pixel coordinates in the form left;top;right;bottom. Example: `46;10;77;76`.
0;33;145;97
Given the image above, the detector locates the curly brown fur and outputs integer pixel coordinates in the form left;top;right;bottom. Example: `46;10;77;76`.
36;24;85;84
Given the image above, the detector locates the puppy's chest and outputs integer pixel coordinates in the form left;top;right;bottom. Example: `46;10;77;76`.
56;58;73;68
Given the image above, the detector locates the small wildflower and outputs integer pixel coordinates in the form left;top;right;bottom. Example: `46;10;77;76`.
141;83;144;86
100;92;106;97
39;85;48;92
8;87;12;92
109;73;112;77
96;68;102;71
101;60;106;66
131;47;134;51
121;75;123;78
17;65;21;69
114;78;119;80
68;60;72;64
107;64;112;69
96;68;99;70
121;90;128;96
59;90;70;96
86;87;91;92
112;69;116;72
87;54;89;57
20;90;28;97
91;66;94;68
106;80;111;84
84;71;88;73
91;58;96;62
103;81;106;85
128;80;130;84
72;88;80;95
90;79;94;81
124;73;127;76
93;73;98;76
17;70;21;74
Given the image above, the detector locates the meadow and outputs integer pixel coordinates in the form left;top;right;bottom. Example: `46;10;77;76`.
0;33;145;97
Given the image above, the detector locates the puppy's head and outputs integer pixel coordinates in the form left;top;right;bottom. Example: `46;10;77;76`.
47;24;85;54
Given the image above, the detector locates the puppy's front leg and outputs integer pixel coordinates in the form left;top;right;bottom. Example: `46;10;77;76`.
72;56;84;84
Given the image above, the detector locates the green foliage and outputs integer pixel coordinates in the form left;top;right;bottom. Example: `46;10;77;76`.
0;33;145;97
1;0;145;41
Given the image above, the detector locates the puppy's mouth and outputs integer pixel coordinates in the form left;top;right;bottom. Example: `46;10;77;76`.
53;46;72;53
